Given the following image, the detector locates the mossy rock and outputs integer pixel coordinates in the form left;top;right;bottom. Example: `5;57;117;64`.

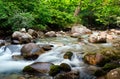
23;66;38;74
60;63;71;72
83;46;120;67
49;65;61;76
63;51;73;60
23;62;53;75
102;62;120;72
83;53;107;66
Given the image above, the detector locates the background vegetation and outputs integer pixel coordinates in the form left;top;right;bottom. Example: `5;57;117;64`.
0;0;120;33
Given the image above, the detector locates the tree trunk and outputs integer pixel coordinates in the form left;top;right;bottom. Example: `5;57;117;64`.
74;0;82;16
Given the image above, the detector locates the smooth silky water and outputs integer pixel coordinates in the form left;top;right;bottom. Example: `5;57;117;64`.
0;36;100;79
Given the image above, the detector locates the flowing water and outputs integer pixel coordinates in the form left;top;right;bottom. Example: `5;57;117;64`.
0;36;107;79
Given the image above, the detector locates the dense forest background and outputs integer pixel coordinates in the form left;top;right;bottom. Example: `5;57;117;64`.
0;0;120;33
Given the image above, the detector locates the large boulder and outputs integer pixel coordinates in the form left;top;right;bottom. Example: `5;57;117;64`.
106;68;120;79
84;53;105;66
23;62;53;75
21;43;45;60
88;31;107;43
45;31;56;37
71;25;92;37
12;31;32;44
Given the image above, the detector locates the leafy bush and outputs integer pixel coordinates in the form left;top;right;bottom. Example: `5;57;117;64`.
78;0;120;29
8;12;34;31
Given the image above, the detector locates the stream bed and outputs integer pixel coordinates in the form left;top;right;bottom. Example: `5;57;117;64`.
0;36;111;79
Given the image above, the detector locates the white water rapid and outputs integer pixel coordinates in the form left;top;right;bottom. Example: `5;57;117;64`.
0;36;97;79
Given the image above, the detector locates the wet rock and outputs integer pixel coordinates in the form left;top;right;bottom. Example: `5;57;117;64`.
60;63;71;72
42;45;53;51
23;62;53;75
11;39;21;44
37;44;53;51
84;53;105;66
49;63;71;77
55;70;80;79
106;68;120;79
63;51;73;60
21;43;45;60
45;31;56;37
12;55;24;61
49;65;61;76
28;29;38;39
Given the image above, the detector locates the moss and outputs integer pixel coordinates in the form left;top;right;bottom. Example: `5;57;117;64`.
49;65;61;76
63;51;73;60
60;63;71;72
23;66;34;73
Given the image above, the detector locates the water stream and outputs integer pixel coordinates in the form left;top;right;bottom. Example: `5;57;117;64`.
0;36;103;79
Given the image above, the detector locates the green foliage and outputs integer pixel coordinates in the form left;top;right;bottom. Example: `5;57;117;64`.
33;0;77;30
0;0;120;32
78;0;120;29
8;12;34;31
